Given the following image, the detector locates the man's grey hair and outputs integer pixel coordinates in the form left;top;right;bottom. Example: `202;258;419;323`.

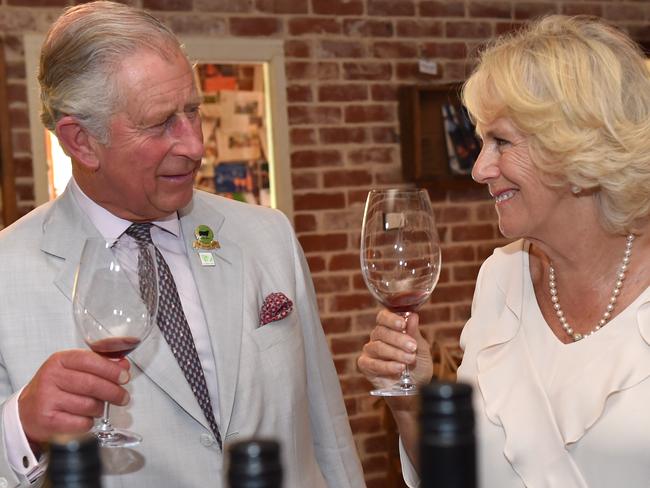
39;1;185;144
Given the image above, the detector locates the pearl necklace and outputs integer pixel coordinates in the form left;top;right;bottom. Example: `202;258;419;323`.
548;233;635;342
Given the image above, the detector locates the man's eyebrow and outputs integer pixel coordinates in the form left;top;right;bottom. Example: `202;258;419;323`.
144;100;201;120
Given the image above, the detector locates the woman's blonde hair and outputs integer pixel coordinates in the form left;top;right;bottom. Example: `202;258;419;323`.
39;1;184;144
462;15;650;233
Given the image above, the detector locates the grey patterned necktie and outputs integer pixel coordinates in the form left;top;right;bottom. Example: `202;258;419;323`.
125;223;222;450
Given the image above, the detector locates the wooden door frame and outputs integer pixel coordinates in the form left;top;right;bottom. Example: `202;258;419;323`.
0;37;18;227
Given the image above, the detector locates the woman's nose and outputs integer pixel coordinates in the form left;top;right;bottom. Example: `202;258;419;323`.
471;148;499;184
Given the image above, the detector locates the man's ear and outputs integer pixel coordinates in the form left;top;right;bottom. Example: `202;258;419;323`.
55;116;102;171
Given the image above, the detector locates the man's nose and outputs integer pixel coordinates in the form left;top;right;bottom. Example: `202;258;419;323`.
173;114;204;160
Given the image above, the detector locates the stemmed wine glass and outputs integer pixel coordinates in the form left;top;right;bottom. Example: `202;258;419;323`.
360;189;441;396
72;237;159;447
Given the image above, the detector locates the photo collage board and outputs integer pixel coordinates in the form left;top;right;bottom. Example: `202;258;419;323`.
194;63;271;207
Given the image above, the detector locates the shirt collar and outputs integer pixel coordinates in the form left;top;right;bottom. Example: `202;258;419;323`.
69;178;181;240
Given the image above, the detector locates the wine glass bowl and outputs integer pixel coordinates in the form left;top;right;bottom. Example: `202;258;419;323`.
72;237;159;447
361;189;441;396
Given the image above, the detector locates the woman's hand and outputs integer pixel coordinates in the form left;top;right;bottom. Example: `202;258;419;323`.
358;309;434;397
358;309;434;467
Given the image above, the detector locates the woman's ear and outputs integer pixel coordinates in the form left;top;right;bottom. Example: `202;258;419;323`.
55;116;101;171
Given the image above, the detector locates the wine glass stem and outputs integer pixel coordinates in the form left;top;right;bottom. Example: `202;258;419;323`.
399;312;416;389
97;402;114;434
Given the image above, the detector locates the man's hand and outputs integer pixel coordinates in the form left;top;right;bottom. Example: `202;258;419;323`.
358;310;433;399
19;349;131;444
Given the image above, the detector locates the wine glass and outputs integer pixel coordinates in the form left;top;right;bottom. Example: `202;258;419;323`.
360;189;442;396
72;237;158;447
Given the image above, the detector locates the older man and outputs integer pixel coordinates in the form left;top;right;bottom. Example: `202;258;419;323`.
0;2;365;487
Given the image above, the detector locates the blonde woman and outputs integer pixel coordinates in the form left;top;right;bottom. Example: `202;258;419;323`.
359;15;650;488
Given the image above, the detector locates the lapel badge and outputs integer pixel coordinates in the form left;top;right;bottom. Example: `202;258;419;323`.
193;224;220;250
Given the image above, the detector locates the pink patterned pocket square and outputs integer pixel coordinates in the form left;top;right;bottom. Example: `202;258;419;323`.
259;292;294;326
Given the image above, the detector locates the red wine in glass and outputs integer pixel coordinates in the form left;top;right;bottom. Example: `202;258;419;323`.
384;290;431;315
361;189;441;397
89;336;142;360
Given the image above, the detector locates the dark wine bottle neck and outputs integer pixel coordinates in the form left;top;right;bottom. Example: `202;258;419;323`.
420;381;477;488
227;440;282;488
47;435;103;488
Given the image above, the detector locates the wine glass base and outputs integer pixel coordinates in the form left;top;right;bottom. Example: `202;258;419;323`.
370;384;418;397
94;427;142;448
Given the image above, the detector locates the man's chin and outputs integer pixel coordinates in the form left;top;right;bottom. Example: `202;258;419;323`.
164;191;194;214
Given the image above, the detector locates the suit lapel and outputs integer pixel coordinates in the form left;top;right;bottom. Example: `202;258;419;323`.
129;325;210;431
42;188;102;301
178;195;243;435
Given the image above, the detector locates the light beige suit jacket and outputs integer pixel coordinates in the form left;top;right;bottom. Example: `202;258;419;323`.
0;188;365;488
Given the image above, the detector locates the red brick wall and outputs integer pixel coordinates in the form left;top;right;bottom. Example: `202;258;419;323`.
1;1;649;486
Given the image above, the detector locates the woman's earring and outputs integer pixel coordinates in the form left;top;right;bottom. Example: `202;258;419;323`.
571;185;581;195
